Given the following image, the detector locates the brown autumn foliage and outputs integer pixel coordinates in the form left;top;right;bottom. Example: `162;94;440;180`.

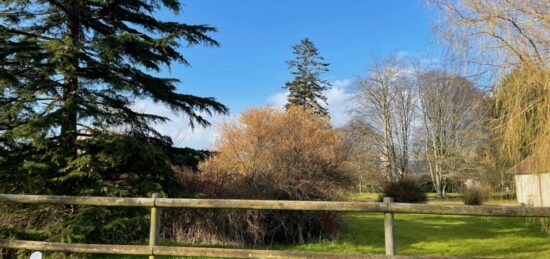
169;106;354;246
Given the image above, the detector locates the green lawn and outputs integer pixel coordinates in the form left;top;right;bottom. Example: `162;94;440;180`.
275;213;549;258
91;194;549;259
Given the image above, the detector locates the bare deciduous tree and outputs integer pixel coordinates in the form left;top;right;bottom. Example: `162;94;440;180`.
393;74;417;179
340;118;384;192
430;0;550;68
352;56;417;181
417;70;487;198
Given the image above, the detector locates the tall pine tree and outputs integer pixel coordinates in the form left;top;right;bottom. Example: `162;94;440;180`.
284;38;330;116
0;0;227;243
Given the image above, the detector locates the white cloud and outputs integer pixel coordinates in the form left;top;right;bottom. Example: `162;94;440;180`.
332;79;353;89
325;82;354;127
266;91;288;108
265;79;355;127
131;99;227;149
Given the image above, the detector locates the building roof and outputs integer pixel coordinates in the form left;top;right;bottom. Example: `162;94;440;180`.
506;155;550;175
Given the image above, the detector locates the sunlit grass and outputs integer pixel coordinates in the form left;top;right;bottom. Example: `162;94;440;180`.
92;194;548;259
276;213;549;258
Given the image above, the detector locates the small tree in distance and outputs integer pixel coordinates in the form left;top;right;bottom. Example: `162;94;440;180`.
284;38;331;116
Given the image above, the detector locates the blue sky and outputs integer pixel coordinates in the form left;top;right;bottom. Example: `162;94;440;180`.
143;0;435;149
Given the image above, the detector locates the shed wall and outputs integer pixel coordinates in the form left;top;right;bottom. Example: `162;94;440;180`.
515;173;550;207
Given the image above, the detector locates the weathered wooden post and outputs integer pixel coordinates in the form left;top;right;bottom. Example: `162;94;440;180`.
383;197;395;256
149;193;160;259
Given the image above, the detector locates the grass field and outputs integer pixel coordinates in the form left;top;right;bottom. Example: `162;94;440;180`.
276;213;550;258
92;194;549;259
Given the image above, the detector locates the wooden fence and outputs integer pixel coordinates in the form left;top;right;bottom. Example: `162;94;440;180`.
1;193;549;258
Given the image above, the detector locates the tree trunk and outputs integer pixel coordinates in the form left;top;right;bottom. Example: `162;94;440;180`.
359;175;363;193
61;85;78;158
60;1;81;159
434;172;447;199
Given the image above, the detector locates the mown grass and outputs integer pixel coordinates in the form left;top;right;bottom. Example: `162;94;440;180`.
275;213;549;258
91;194;549;259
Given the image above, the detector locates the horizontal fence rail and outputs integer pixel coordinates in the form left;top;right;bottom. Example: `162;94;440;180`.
1;193;549;259
0;240;465;259
1;193;549;216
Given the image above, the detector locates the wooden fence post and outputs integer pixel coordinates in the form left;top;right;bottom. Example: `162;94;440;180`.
383;197;395;256
149;193;160;259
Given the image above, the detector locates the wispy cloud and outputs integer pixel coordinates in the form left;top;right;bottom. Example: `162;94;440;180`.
266;91;288;108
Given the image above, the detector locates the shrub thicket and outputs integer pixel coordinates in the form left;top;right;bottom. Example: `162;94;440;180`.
172;106;354;246
462;187;484;205
379;178;427;203
0;135;211;254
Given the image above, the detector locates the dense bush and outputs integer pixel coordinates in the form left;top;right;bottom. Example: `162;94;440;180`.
379;178;427;203
0;134;210;250
172;106;354;246
462;187;484;205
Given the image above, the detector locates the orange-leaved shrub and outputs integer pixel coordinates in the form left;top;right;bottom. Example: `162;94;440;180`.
174;106;354;246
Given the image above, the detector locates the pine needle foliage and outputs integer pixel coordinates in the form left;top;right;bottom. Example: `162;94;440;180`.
0;0;227;245
284;38;330;116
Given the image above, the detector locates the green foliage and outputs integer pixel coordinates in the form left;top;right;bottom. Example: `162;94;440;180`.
379;179;428;203
168;147;213;171
59;206;149;243
284;38;330;116
0;0;227;246
0;127;184;197
0;0;227;157
0;135;206;246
